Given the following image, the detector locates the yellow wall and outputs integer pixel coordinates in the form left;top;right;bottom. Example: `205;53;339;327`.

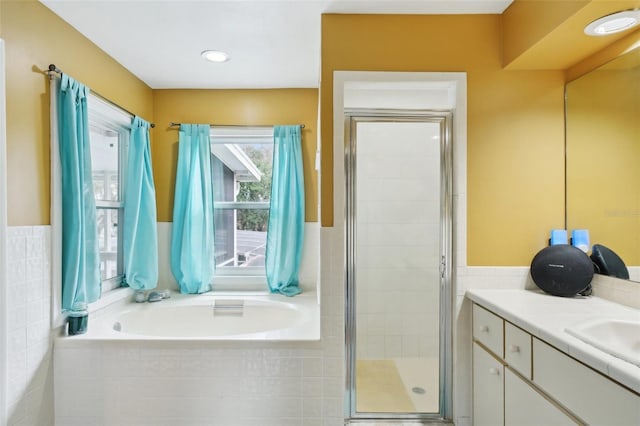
321;14;566;265
1;1;154;225
152;89;319;223
502;0;589;67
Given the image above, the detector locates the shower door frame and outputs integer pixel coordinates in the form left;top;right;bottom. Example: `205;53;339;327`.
345;109;453;422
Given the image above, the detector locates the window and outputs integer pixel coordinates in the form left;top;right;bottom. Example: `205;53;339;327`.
87;97;131;292
210;127;273;287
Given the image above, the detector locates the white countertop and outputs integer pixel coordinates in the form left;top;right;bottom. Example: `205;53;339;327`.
466;288;640;394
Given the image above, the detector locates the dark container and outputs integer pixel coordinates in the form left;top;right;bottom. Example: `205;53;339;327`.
67;302;88;335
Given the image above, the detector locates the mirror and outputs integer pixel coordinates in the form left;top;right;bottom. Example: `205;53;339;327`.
565;47;640;281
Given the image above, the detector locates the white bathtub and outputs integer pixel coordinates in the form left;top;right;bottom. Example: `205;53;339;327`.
62;292;320;341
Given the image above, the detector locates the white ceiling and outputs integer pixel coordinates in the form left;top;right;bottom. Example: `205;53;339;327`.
40;0;513;89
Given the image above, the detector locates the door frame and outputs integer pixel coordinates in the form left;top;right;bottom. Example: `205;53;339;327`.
332;71;467;424
0;38;9;426
344;109;453;421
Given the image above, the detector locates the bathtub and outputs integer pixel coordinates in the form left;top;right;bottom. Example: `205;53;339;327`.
60;291;320;341
53;291;328;425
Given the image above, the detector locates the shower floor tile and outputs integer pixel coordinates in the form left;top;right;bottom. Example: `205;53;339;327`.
355;357;439;414
356;359;414;412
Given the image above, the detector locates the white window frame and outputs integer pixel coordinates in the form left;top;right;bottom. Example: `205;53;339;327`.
89;110;130;292
210;127;273;291
51;90;133;327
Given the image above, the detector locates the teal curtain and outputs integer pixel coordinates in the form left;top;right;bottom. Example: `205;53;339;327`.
57;75;101;310
265;125;305;296
170;124;214;294
123;117;158;290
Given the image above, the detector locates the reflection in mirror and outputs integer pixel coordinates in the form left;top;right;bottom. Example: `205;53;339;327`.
565;47;640;281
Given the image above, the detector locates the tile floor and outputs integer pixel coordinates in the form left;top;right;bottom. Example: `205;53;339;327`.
355;357;439;414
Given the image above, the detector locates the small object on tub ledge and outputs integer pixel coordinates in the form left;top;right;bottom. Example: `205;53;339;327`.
160;289;171;299
134;291;147;303
67;301;88;335
147;291;164;303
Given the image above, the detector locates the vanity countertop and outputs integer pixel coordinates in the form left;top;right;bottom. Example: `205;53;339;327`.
466;288;640;394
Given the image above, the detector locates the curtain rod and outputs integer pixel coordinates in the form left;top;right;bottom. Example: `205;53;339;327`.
169;122;305;129
47;64;156;128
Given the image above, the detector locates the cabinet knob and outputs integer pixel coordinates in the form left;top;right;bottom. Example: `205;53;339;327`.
508;344;520;353
479;325;489;332
488;367;500;375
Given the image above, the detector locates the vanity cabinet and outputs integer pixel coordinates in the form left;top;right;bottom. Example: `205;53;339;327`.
472;304;577;425
470;291;640;426
505;368;576;426
534;339;640;425
473;341;504;426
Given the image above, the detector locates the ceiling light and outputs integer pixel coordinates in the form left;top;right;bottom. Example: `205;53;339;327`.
201;50;230;63
584;10;640;36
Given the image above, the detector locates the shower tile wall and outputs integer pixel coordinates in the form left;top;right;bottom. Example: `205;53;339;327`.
355;123;441;359
6;226;54;426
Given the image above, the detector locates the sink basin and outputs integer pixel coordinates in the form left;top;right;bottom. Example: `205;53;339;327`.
565;319;640;367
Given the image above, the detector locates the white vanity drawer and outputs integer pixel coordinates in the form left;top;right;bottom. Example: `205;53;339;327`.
505;321;532;379
473;303;504;357
533;338;640;426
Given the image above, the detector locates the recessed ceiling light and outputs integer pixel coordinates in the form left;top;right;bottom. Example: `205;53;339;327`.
584;10;640;36
201;50;230;63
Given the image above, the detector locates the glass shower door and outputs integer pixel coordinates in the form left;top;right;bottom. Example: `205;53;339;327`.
346;111;452;421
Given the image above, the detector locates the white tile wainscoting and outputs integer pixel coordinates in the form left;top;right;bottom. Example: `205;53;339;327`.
54;343;343;426
6;226;54;426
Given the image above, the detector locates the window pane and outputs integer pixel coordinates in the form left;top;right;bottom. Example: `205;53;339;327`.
234;144;271;268
211;143;273;203
214;208;235;266
213;208;269;268
96;208;119;281
211;142;272;271
236;214;267;267
90;126;120;202
236;144;273;203
212;156;235;203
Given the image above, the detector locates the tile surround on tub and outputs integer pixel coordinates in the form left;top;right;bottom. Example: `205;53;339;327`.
54;226;344;426
54;342;346;425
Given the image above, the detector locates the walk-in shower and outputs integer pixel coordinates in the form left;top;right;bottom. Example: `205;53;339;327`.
345;109;453;422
